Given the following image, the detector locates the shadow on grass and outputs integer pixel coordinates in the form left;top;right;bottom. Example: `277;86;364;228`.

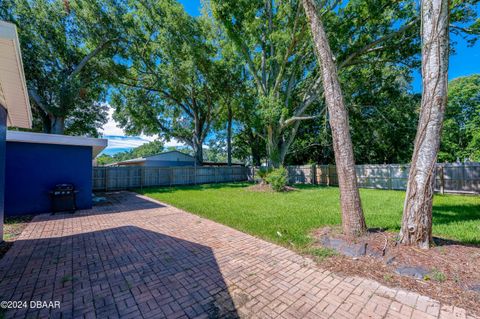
432;236;480;247
291;184;330;190
432;203;480;225
137;182;336;196
137;183;479;245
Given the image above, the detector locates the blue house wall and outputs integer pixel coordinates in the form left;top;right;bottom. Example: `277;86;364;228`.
5;142;93;216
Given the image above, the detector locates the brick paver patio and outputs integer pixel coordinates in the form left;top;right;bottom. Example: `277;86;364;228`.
0;192;478;319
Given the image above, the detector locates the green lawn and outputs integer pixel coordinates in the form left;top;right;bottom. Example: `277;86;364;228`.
139;183;480;248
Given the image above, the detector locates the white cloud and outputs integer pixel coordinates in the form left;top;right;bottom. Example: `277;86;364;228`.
100;106;184;155
101;107;126;136
162;138;185;147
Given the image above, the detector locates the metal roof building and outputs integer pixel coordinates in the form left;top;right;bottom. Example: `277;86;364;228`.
107;150;196;167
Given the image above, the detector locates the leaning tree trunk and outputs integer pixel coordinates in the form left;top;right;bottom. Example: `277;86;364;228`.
303;0;366;237
400;0;449;249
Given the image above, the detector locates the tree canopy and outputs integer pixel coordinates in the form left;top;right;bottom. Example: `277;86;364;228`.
110;0;229;164
1;0;478;166
209;0;423;166
439;74;480;162
0;0;128;136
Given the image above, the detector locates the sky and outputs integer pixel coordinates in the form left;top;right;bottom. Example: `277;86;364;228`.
101;0;480;155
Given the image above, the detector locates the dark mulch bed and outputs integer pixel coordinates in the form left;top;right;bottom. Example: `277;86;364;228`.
246;184;297;192
311;227;480;315
0;215;33;259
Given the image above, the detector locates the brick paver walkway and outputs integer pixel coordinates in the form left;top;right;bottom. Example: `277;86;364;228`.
0;192;477;319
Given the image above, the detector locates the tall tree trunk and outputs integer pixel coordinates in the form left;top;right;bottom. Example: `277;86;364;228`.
192;112;204;165
41;113;51;134
266;125;281;168
248;129;262;166
227;105;233;166
303;0;366;237
50;116;65;134
266;125;301;168
252;151;261;167
400;0;449;249
279;121;301;165
192;138;203;165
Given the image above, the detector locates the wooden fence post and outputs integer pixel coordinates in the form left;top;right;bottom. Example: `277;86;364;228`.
194;165;197;185
326;165;330;186
440;164;445;194
388;165;393;190
127;167;131;189
311;164;316;185
140;167;145;190
104;167;108;192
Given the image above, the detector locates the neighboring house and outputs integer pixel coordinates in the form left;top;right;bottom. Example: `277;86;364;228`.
0;21;32;240
0;21;108;225
107;150;196;167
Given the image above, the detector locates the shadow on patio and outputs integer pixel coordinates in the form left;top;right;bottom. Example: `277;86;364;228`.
0;225;239;318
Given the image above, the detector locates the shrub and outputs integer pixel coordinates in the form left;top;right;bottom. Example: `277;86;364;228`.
256;167;272;184
429;268;447;282
266;167;288;192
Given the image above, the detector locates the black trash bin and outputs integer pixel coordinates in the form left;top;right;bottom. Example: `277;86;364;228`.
50;184;77;213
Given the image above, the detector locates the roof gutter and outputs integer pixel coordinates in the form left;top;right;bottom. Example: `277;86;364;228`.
6;130;108;158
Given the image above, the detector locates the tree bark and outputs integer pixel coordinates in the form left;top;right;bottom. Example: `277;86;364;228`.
38;111;51;133
50;116;65;135
266;125;281;168
400;0;449;249
252;150;261;167
303;0;367;237
247;129;262;166
192;110;204;165
192;138;203;165
227;105;233;166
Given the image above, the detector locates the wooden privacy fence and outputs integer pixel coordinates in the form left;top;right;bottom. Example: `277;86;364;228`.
281;163;480;194
93;166;250;191
94;163;479;194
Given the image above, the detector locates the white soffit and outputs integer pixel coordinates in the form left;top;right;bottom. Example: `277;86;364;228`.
6;130;108;158
0;21;32;129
